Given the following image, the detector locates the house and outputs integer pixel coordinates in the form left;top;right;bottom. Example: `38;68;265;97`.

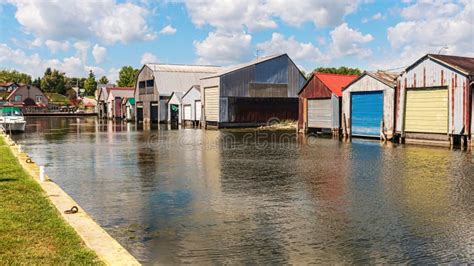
200;54;306;128
0;82;19;92
341;71;398;139
121;97;135;121
395;54;474;146
167;91;184;124
5;85;49;107
181;85;202;126
96;83;115;119
298;72;357;134
134;64;221;124
106;88;134;119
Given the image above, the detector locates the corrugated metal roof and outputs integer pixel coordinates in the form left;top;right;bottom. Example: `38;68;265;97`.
428;54;474;76
368;71;398;87
144;64;221;96
202;54;285;79
108;88;134;100
315;73;358;97
145;63;221;73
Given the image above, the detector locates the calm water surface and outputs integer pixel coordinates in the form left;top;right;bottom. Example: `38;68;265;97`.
11;117;474;264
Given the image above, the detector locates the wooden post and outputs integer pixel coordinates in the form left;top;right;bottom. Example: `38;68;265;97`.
342;113;347;138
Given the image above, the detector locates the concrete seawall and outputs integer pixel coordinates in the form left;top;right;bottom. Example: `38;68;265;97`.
1;133;140;266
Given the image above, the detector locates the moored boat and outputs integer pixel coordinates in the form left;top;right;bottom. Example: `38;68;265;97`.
0;106;26;132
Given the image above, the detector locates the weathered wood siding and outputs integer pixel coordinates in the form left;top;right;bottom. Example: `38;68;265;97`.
8;85;48;105
135;65;158;123
342;74;395;138
298;75;333;129
396;57;470;136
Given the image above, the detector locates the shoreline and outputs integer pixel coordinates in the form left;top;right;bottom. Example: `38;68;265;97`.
0;133;140;265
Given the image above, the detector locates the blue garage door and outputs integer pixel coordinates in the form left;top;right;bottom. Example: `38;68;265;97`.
351;91;383;137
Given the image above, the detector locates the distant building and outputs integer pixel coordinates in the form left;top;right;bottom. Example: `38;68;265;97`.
106;87;134;119
134;64;221;124
181;85;202;126
167;91;184;124
298;73;357;134
96;83;115;118
121;98;135;121
201;54;306;128
5;85;49;107
0;82;20;92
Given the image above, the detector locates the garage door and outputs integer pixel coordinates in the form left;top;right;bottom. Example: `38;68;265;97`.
405;88;448;133
308;99;332;128
351;91;383;137
195;100;202;121
183;105;191;120
204;87;219;122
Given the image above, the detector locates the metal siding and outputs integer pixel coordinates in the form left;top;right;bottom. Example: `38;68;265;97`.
405;88;448;133
204;86;219;122
308;99;332;128
220;66;255;97
397;57;468;135
342;74;394;137
182;87;201;121
332;94;340;129
351;91;384;137
298;75;333;129
254;55;288;84
288;58;306;97
195;100;202;121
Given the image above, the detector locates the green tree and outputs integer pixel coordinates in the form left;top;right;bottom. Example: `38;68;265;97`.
0;70;32;84
117;66;139;87
313;66;362;76
40;68;66;94
83;70;97;96
98;76;109;84
32;77;41;89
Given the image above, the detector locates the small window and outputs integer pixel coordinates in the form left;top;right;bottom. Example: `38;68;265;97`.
14;95;22;102
36;95;43;103
146;79;154;87
139;81;146;88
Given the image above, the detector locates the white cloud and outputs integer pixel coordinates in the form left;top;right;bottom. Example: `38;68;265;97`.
184;0;358;32
159;25;177;35
106;68;120;84
372;12;384;20
140;52;159;65
256;33;326;63
44;40;70;53
373;0;474;70
329;23;374;58
9;0;156;44
194;31;252;65
73;41;90;63
92;44;107;64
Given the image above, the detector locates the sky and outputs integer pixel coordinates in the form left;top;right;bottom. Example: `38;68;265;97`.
0;0;473;83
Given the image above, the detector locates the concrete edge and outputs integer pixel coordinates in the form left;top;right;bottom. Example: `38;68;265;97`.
0;134;141;266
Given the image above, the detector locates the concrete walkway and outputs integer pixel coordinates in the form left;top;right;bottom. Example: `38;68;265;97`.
1;134;140;266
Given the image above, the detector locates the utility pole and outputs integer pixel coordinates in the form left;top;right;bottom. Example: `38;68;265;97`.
256;49;260;59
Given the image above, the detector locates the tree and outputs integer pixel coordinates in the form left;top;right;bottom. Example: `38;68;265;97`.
117;66;139;87
65;77;85;91
98;76;109;84
313;66;362;76
0;70;32;84
83;70;97;96
32;77;41;89
40;68;66;94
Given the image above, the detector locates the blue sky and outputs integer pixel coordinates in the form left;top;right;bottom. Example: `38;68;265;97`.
0;0;472;82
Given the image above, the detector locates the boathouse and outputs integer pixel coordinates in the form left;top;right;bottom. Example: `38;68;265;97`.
121;97;135;121
5;85;49;107
201;54;306;128
395;54;474;146
181;85;202;126
134;64;221;124
106;87;134;119
341;71;398;139
298;72;357;134
167;91;184;124
96;84;115;119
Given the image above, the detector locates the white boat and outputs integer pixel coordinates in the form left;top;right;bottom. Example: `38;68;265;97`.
0;106;26;132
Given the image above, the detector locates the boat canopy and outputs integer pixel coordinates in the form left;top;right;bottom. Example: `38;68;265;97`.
0;106;23;116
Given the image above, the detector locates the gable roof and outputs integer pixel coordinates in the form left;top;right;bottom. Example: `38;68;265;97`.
404;54;474;77
202;54;286;79
168;91;184;103
342;71;399;91
107;87;134;101
145;63;221;73
182;85;200;100
315;73;358;97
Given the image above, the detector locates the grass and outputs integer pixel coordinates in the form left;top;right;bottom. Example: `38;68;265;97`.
0;137;102;264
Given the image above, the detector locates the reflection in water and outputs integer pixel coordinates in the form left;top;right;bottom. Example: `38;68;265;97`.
11;117;474;264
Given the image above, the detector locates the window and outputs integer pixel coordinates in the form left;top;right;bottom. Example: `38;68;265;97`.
36;95;43;103
14;95;21;102
139;81;146;88
146;79;154;87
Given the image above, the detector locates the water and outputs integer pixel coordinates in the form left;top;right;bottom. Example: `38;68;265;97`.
10;117;474;264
